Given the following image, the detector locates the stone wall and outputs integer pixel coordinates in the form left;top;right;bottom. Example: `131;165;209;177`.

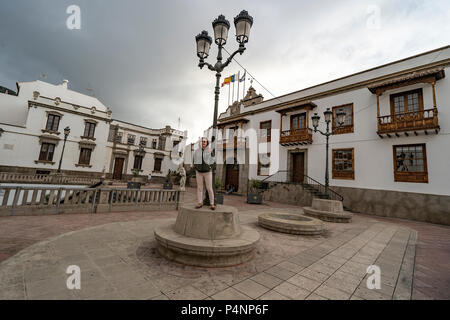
259;182;450;226
261;183;313;207
332;186;450;226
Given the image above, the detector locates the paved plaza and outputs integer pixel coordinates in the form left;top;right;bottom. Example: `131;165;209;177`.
0;187;449;300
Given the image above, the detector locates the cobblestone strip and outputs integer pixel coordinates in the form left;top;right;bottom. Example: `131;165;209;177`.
308;224;398;300
352;227;412;300
230;224;372;300
260;223;392;300
392;230;417;300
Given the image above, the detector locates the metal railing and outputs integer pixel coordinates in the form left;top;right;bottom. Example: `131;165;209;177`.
0;172;99;185
0;186;180;216
258;170;344;201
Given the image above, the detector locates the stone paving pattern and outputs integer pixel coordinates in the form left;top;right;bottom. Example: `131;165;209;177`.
0;187;449;300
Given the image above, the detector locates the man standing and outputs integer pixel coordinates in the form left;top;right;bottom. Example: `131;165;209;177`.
193;137;215;210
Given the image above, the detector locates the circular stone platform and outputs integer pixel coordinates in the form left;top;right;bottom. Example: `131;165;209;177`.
303;198;352;223
154;204;260;267
258;212;324;235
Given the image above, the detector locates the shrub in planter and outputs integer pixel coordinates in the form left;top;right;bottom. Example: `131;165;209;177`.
129;169;142;188
247;179;263;204
127;181;141;189
163;172;173;189
214;176;224;205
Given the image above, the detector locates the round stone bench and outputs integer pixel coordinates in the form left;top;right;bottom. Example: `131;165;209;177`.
154;204;260;267
258;212;324;235
303;198;352;223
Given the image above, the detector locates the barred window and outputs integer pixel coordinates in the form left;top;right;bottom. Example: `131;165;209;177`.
332;148;354;179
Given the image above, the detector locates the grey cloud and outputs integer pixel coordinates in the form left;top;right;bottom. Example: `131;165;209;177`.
0;0;449;142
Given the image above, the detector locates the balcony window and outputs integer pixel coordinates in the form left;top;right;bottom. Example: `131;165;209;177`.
158;136;166;150
152;139;157;149
153;158;162;172
39;143;55;161
257;153;270;176
83;122;96;138
291;113;306;130
116;132;123;143
259;120;271;142
378;88;439;136
45;114;60;132
332;104;353;134
280;113;312;146
140;137;147;147
108;127;116;142
393;144;428;183
127;134;136;145
391;89;423;115
133;155;143;170
332;148;354;180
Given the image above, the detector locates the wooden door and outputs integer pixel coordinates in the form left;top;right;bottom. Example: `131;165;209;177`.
113;158;124;180
292;153;305;183
225;164;239;191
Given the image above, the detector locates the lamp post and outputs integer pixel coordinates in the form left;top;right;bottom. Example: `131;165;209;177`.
57;126;70;173
311;108;346;197
195;10;253;205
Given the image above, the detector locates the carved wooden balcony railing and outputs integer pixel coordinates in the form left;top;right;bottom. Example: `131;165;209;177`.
377;107;439;137
280;128;313;146
217;137;246;150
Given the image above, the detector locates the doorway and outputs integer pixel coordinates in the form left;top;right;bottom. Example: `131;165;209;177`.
292;153;305;183
225;164;239;191
113;158;124;180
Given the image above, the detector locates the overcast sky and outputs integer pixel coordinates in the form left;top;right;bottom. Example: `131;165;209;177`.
1;0;449;142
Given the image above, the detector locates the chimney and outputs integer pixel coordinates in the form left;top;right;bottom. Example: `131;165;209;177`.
61;79;69;89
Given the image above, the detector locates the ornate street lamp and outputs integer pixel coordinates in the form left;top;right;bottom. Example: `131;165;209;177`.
195;10;254;205
311;108;346;197
57;126;70;173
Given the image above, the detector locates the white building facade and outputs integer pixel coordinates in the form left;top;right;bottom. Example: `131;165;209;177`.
0;80;187;182
105;120;186;182
213;46;450;225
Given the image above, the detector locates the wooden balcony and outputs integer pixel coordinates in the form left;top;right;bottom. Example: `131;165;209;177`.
280;128;313;146
377;108;440;137
217;137;246;150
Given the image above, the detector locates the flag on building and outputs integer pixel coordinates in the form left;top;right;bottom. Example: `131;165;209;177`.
221;74;236;87
239;71;246;82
